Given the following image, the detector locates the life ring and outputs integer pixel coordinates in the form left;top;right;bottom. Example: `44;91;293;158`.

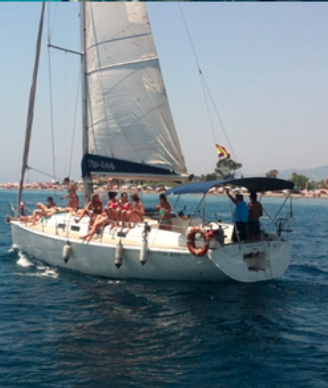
187;227;209;257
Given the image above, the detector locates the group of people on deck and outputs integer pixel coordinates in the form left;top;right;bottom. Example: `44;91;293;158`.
19;177;80;225
78;192;145;241
18;176;263;244
18;174;173;240
226;189;263;242
78;192;172;241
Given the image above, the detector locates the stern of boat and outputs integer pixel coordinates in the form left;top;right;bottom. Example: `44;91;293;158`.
208;237;291;282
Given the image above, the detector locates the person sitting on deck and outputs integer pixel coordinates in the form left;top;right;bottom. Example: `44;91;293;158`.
105;191;120;228
57;190;79;214
226;189;248;242
115;192;131;229
126;193;145;230
74;193;103;229
20;196;58;225
80;192;118;241
155;193;172;231
247;191;263;241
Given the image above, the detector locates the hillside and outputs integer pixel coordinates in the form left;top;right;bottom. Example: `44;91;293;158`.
258;165;328;182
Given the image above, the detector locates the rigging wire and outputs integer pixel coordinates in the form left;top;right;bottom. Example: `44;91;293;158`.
42;5;81;195
48;2;59;39
26;165;62;183
199;76;216;145
64;52;67;175
47;5;58;200
178;4;241;171
47;5;81;182
68;73;81;178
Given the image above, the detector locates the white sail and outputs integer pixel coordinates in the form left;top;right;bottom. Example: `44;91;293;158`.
84;3;188;179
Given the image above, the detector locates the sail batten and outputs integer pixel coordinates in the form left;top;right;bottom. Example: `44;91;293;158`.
84;3;187;179
88;31;153;50
87;57;159;74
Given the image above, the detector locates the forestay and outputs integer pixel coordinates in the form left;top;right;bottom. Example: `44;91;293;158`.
84;3;188;180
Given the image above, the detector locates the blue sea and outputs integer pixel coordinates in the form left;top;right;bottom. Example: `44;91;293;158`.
1;190;328;388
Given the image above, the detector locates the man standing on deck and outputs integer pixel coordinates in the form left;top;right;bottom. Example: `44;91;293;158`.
61;177;78;198
61;177;79;211
248;192;263;241
226;190;248;242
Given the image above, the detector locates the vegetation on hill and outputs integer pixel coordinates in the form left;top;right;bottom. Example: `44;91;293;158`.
194;164;328;191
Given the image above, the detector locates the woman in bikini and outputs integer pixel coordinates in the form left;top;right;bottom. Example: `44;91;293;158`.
80;192;118;241
115;192;131;229
155;194;172;231
74;193;103;229
126;193;145;229
105;191;120;228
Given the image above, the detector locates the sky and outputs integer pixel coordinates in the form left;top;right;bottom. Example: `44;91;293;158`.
0;2;328;183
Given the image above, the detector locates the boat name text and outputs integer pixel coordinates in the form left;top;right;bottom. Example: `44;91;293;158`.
158;252;181;257
88;160;116;172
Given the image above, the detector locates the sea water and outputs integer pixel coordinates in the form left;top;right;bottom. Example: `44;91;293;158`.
0;190;327;388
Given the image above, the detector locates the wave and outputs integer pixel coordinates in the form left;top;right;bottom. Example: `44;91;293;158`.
16;251;33;268
20;270;58;278
290;262;328;276
16;268;59;279
36;264;59;278
15;251;59;278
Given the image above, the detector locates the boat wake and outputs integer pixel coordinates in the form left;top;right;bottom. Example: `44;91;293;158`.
17;251;33;267
34;265;59;278
16;251;59;278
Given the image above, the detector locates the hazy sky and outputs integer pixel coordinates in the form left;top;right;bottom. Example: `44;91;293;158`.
1;2;327;183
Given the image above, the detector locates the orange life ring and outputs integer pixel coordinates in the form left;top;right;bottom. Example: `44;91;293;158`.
187;227;209;257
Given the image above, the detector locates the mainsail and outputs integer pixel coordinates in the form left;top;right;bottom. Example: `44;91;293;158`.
82;3;188;180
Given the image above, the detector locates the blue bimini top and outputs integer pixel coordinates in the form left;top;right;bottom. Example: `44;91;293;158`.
166;177;294;196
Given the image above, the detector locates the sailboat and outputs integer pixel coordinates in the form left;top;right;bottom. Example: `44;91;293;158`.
8;3;294;283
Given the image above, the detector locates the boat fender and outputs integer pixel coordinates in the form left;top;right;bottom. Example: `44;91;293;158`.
115;240;124;268
187;227;209;257
139;237;148;265
62;242;71;263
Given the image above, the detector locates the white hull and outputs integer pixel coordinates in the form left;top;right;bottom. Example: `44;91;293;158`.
10;215;291;283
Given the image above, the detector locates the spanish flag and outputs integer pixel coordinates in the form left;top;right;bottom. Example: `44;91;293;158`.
216;144;230;159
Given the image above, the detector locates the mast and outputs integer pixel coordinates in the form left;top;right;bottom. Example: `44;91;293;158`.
80;3;92;205
17;3;45;215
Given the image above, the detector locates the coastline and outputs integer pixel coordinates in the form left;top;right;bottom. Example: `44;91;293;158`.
1;187;327;199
